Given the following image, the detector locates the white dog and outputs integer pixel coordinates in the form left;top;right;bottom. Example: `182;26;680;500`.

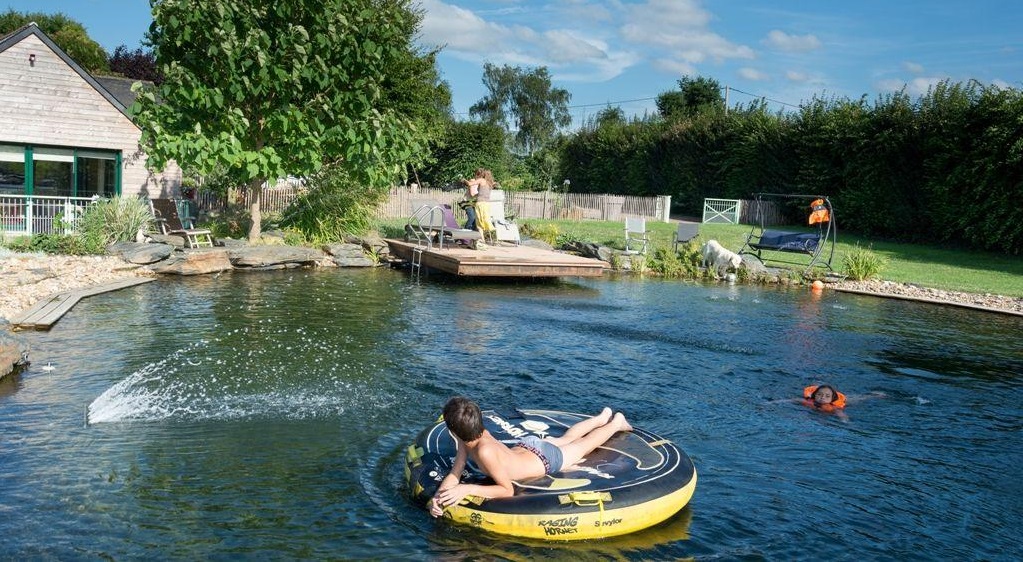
701;239;742;274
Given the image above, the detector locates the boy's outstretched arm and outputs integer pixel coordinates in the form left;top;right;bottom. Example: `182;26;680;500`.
430;436;468;517
431;445;515;514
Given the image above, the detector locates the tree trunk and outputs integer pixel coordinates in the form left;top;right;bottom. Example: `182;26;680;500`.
247;177;264;242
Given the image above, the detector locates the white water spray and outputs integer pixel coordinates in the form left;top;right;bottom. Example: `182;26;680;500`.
87;326;388;424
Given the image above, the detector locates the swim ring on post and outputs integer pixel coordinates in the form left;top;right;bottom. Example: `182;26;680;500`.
405;408;697;540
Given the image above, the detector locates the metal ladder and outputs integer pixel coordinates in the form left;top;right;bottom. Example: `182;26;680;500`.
410;246;424;279
406;204;446;280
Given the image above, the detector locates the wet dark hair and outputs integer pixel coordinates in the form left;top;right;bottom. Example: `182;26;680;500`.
812;385;838;404
442;396;484;442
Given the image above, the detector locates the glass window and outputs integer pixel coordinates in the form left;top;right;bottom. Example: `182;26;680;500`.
33;149;74;197
0;161;25;195
0;145;25;195
33;160;74;196
77;155;116;197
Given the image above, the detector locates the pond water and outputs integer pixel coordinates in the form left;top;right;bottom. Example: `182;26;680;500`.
1;268;1021;560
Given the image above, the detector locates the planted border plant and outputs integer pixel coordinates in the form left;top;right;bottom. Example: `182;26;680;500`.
843;245;888;280
279;165;388;244
76;196;154;245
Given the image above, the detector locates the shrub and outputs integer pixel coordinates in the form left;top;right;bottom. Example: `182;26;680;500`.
76;196;154;245
843;245;887;280
652;241;705;279
203;204;251;239
5;232;103;255
520;222;559;245
649;245;702;278
279;165;388;243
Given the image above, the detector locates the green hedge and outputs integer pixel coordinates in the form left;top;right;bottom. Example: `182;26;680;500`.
558;80;1023;254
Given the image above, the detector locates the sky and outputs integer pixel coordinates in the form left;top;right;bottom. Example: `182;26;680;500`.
4;0;1021;124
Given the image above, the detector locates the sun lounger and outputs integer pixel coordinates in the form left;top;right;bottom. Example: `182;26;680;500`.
149;198;213;248
480;190;520;244
405;201;481;249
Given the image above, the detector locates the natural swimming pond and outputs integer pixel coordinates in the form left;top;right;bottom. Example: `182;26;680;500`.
1;268;1020;559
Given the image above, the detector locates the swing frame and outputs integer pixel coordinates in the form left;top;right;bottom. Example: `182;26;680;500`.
738;193;836;273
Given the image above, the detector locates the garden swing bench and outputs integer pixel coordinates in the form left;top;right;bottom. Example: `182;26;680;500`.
738;193;836;273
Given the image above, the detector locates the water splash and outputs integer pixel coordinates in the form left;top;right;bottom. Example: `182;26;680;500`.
87;326;391;424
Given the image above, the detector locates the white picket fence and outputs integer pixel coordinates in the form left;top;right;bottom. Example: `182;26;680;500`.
378;187;671;222
0;194;96;236
193;181;671;223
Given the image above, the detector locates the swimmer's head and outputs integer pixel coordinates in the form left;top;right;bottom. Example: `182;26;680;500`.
811;385;837;406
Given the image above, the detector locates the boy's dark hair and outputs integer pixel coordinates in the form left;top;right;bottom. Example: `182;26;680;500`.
442;396;484;442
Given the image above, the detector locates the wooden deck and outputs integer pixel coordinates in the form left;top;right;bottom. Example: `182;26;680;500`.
11;277;156;330
385;240;607;278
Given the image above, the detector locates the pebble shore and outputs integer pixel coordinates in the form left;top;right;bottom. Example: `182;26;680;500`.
834;279;1023;315
1;252;1021;322
0;251;153;322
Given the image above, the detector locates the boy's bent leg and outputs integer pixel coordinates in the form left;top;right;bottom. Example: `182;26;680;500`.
548;407;613;447
557;413;630;468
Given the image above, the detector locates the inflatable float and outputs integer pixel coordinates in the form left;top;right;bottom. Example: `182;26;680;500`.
405;408;697;540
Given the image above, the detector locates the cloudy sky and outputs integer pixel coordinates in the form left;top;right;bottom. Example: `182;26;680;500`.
419;0;1021;121
5;0;1020;124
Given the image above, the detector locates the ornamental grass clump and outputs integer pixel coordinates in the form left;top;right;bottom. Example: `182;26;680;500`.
630;253;648;274
77;196;154;245
279;166;387;243
843;245;887;281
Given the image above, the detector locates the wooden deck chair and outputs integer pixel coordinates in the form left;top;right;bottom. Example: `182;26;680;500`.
149;198;214;248
672;221;700;253
624;217;649;255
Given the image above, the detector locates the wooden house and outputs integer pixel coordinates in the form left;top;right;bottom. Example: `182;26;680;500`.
0;22;180;230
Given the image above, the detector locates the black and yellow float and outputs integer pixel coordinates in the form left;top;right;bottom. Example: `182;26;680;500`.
405;409;697;540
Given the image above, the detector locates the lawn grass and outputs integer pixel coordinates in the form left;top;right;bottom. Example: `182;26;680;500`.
372;217;1023;298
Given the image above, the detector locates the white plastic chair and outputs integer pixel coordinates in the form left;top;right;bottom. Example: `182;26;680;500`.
480;192;520;244
672;221;700;252
624;217;648;255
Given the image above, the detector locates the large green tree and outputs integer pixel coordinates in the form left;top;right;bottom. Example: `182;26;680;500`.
109;45;160;83
469;63;571;155
379;4;452;149
0;10;109;73
656;75;724;120
133;0;432;240
419;121;508;187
